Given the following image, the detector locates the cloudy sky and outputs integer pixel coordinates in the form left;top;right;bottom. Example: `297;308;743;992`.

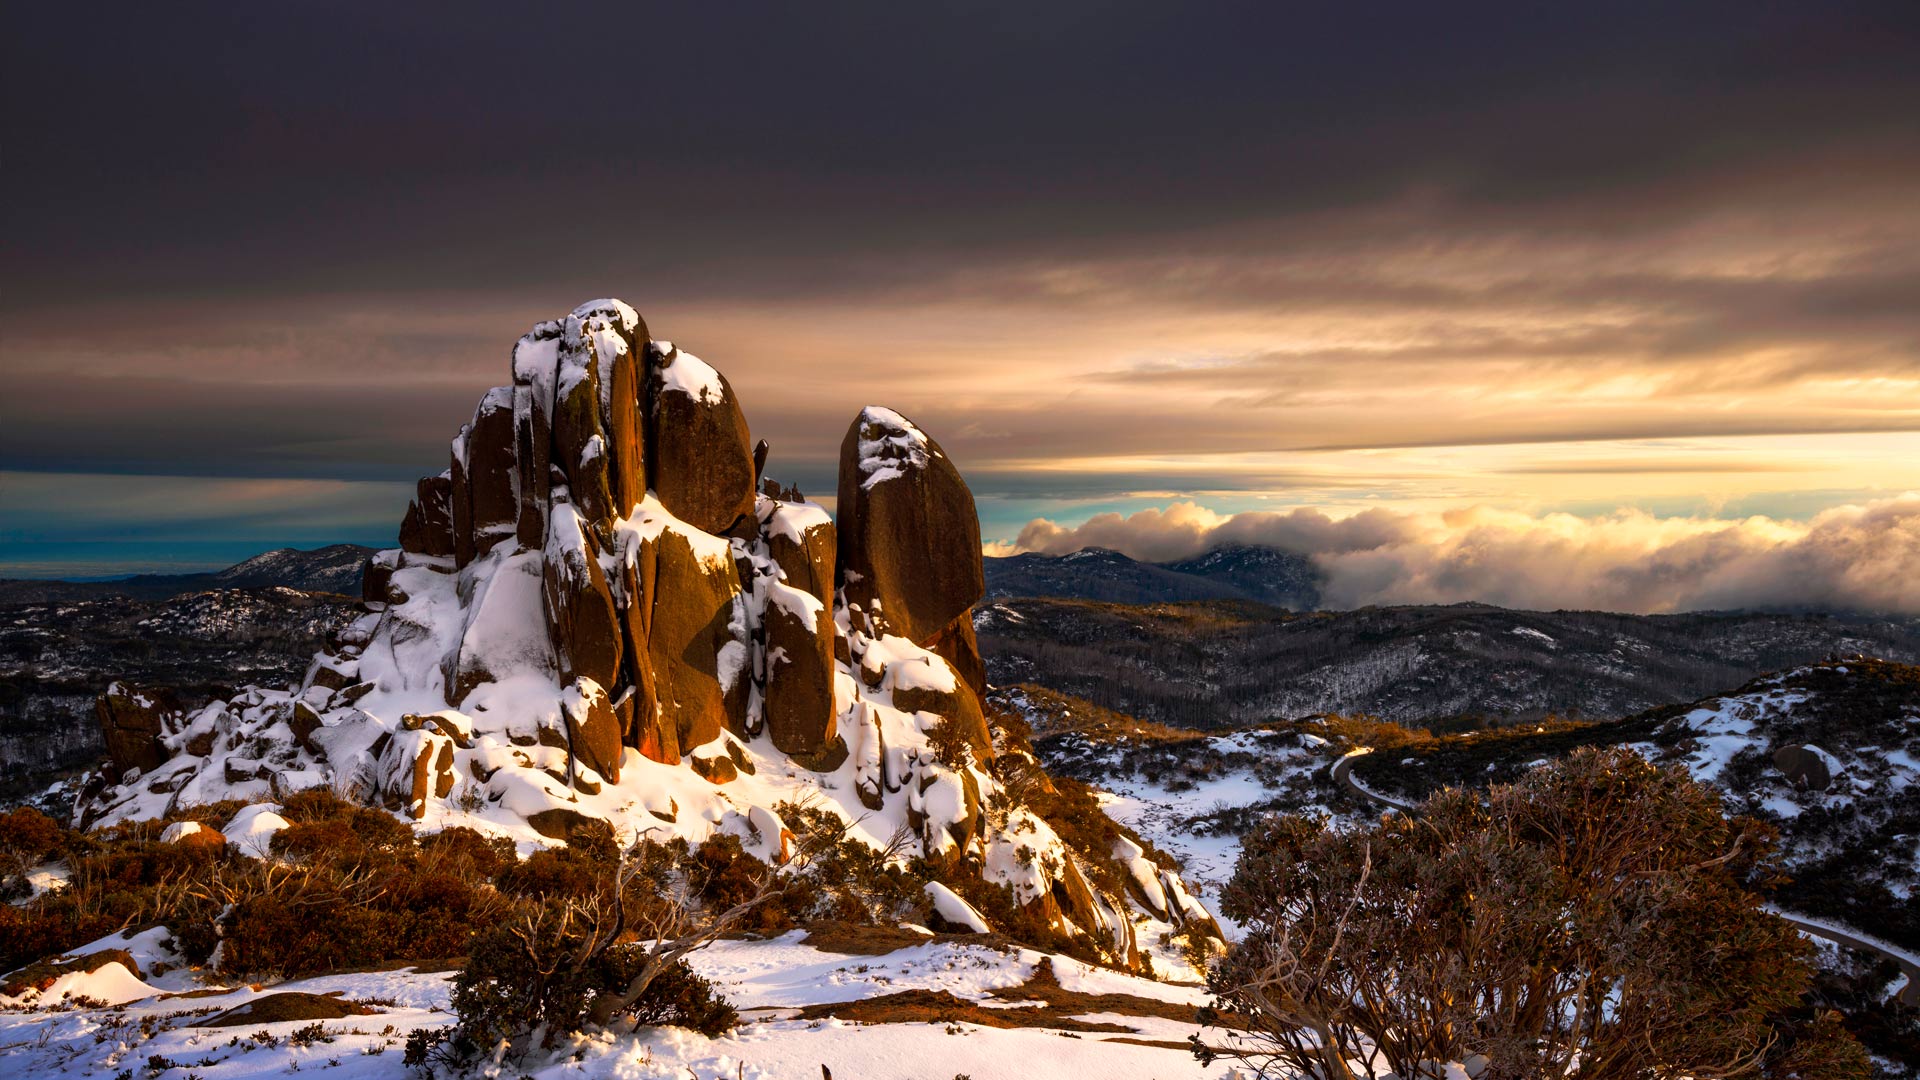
4;3;1918;608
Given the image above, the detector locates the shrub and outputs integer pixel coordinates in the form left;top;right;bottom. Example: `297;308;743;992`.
444;897;739;1059
1201;747;1869;1079
682;834;806;934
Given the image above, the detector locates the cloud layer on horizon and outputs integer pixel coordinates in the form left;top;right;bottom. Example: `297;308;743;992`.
1007;495;1920;615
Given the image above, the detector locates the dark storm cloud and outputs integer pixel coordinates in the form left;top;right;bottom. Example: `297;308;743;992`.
6;1;1917;304
3;1;1919;576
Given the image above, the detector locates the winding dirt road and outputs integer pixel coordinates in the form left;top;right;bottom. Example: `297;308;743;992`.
1330;749;1920;1006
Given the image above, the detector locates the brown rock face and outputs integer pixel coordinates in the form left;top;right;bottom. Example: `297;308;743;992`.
465;387;520;559
360;552;396;605
765;500;837;607
648;343;756;534
450;424;476;567
636;523;745;759
528;806;599;842
96;684;176;777
925;613;985;702
571;303;649;520
617;555;672;764
542;504;622;695
763;584;837;757
836;406;984;646
552;343;614;529
511;322;560;550
689;749;738;785
563;677;623;784
400;733;456;819
892;673;992;763
399;475;455;557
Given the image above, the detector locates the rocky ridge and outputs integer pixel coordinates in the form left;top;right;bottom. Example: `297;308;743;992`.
74;299;1215;974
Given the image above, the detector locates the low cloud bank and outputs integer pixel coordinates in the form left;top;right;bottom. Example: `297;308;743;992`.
1010;496;1920;615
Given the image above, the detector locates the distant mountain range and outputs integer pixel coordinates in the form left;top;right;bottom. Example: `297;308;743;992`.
978;595;1920;729
985;544;1320;609
0;545;375;603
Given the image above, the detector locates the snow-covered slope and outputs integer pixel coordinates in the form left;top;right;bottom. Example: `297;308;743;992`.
0;927;1238;1080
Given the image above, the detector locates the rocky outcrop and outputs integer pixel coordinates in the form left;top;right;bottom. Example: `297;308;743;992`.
84;298;1210;978
96;683;177;778
562;677;623;784
836;406;984;645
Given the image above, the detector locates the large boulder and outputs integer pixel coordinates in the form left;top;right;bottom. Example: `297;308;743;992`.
360;549;399;605
647;343;756;535
632;512;746;762
763;582;837;757
96;683;176;777
378;729;456;819
883;650;992;763
763;497;836;606
562;676;623;784
836;406;983;645
616;552;671;764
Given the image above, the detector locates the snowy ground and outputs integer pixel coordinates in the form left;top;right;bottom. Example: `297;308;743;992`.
0;929;1244;1080
1039;726;1350;934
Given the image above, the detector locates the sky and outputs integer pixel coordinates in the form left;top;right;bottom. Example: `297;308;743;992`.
3;3;1919;609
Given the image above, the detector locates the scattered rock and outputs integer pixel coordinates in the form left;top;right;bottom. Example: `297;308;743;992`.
198;991;376;1027
1;949;141;999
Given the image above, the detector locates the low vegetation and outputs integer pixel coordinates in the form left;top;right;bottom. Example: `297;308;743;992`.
1199;747;1870;1079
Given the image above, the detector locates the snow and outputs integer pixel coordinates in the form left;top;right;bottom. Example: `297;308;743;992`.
1509;626;1556;647
222;803;291;859
655;345;727;405
0;960;157;1009
766;498;832;546
0;932;1237;1080
925;881;992;933
854;405;935;489
622;495;736;573
159;820;206;843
